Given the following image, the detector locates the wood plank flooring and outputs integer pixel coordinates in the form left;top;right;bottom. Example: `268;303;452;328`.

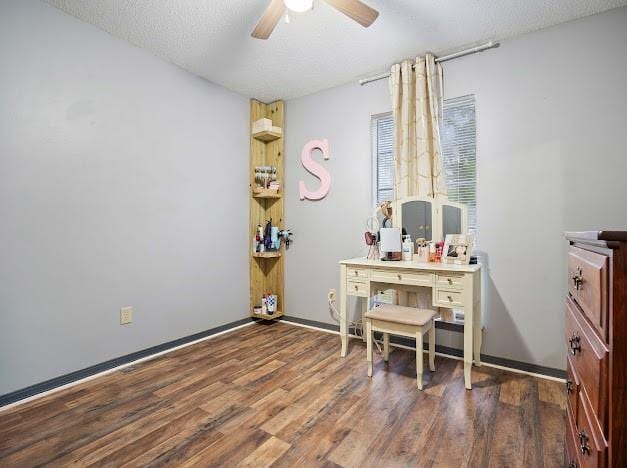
0;322;565;467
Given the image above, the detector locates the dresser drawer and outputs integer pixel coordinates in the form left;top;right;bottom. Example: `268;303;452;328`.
575;392;607;468
566;355;580;422
566;403;581;468
346;280;368;297
435;273;464;290
568;246;609;341
347;267;368;280
370;269;433;287
565;297;609;437
434;289;464;308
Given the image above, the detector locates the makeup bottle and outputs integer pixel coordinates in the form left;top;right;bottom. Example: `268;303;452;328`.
402;235;413;261
428;242;437;262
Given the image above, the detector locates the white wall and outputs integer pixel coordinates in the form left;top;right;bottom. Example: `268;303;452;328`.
0;1;249;395
285;6;627;370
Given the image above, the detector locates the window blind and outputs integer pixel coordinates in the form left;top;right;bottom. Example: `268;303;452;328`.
372;114;394;205
441;95;477;233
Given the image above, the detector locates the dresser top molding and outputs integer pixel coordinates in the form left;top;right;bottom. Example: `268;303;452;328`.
565;231;627;249
339;257;481;273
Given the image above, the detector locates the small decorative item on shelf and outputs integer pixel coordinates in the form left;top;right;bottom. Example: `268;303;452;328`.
441;234;474;265
252;118;282;136
278;229;293;248
254;166;278;190
253;305;263;315
266;293;277;314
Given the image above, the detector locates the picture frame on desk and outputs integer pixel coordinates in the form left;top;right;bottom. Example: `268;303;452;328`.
441;234;474;265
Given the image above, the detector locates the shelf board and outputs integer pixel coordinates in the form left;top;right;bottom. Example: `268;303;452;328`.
252;251;281;258
253;189;281;199
252;129;282;142
251;310;284;320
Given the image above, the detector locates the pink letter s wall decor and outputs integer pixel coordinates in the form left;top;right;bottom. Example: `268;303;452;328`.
299;139;331;201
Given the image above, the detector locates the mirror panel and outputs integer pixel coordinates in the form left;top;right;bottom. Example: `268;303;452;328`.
402;200;432;242
442;204;462;238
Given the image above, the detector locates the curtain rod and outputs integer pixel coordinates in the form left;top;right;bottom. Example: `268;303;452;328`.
358;41;499;86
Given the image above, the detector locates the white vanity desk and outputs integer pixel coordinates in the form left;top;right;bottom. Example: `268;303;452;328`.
338;257;482;389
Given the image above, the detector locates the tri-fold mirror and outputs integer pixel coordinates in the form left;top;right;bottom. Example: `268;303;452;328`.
393;196;468;242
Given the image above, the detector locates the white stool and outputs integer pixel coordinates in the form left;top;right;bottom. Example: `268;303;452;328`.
365;304;437;390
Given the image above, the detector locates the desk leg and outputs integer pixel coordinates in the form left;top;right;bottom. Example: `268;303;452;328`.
361;298;367;342
463;274;474;390
339;264;348;357
463;313;473;390
473;299;482;367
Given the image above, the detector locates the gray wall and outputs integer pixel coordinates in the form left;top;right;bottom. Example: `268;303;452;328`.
0;1;249;395
285;7;627;370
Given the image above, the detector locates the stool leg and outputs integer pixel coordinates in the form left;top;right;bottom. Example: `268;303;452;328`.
383;333;390;362
428;323;436;372
366;320;373;377
415;330;423;390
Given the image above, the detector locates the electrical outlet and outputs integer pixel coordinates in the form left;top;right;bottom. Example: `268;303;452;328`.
328;289;336;302
120;306;133;325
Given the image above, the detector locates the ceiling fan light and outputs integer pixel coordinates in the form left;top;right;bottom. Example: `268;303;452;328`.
284;0;313;13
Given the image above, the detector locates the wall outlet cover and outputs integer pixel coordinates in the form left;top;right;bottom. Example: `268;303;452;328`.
120;306;133;325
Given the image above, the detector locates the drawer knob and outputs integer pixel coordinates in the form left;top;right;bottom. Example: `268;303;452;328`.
447;295;453;302
571;267;583;291
397;274;402;280
565;379;573;394
447;278;453;284
354;285;358;290
354;271;358;276
578;430;590;456
569;332;581;356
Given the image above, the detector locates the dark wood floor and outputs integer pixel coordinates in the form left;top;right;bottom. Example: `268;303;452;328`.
0;322;565;467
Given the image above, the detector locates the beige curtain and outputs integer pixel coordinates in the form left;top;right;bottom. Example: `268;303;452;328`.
389;54;447;200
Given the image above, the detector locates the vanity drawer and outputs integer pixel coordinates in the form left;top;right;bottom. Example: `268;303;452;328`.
347;280;368;297
565;296;608;437
567;246;608;341
575;391;607;468
370;269;432;287
435;273;465;290
434;289;464;308
347;267;368;280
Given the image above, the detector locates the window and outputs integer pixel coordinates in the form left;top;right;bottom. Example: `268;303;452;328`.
372;94;477;232
441;95;477;233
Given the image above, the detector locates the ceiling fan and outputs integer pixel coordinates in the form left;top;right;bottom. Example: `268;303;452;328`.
251;0;379;39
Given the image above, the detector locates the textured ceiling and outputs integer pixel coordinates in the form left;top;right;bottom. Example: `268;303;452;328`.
46;0;626;101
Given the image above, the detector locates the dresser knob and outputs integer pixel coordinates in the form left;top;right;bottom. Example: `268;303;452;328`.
569;333;581;356
572;267;583;290
447;278;453;284
565;379;573;394
397;274;402;280
447;295;453;302
578;430;590;456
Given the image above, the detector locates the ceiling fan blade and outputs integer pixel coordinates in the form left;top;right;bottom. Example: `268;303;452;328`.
323;0;379;27
251;0;286;39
